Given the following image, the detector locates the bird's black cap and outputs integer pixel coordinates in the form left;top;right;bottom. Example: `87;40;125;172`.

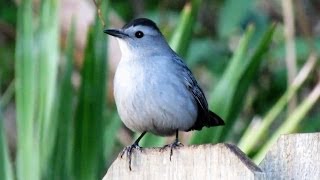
122;18;160;32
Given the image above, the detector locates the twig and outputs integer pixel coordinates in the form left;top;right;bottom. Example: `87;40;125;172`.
92;0;106;27
282;0;297;112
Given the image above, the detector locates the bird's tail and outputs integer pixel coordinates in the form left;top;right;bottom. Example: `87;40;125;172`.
208;111;225;126
187;110;225;131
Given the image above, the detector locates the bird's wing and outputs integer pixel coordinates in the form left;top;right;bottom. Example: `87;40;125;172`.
173;55;224;130
172;56;208;121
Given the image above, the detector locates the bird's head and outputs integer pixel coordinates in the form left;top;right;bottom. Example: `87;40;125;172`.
104;18;172;58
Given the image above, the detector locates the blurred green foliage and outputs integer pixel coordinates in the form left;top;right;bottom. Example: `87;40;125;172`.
0;0;319;179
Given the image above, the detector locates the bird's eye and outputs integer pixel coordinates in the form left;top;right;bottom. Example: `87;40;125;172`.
135;31;144;38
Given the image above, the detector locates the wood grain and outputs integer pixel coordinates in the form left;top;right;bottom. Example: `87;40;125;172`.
104;143;264;180
259;133;320;180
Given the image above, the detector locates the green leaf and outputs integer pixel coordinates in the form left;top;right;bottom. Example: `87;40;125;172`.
37;0;60;176
190;23;276;144
15;0;39;179
139;134;166;148
0;111;13;180
104;112;122;162
50;20;75;180
0;81;15;109
217;23;276;141
218;0;254;38
170;0;201;57
238;53;317;154
190;25;255;144
253;81;320;163
72;2;108;179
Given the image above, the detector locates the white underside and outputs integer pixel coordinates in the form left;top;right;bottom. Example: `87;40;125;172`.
114;55;197;136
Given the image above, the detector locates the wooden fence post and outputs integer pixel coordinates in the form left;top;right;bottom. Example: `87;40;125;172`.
260;133;320;179
104;143;264;180
104;133;320;180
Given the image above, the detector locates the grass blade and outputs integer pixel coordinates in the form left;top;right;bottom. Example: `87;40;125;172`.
190;23;275;144
190;25;255;144
0;81;15;108
37;0;60;175
170;0;201;57
15;0;39;179
217;23;276;141
253;80;320;163
0;111;13;180
50;21;75;180
104;112;122;163
72;2;108;178
218;0;254;38
238;52;317;154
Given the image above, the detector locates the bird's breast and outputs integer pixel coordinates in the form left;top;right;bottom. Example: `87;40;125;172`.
113;58;197;136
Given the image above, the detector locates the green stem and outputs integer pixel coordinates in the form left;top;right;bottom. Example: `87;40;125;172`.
253;80;320;163
238;53;317;154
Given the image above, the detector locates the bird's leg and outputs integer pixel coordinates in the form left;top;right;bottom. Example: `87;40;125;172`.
120;131;146;171
160;130;183;161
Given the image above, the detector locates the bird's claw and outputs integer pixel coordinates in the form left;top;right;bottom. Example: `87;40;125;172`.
160;140;183;161
120;143;142;171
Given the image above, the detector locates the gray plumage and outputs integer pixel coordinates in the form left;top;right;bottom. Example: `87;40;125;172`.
104;17;224;170
106;18;224;136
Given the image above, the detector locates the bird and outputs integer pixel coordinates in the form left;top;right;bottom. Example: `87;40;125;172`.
104;18;225;170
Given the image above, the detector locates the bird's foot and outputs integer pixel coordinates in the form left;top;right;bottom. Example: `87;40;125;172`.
120;143;142;171
160;140;183;161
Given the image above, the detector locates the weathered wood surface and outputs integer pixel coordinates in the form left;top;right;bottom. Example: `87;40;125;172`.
104;133;320;180
260;133;320;180
104;143;264;180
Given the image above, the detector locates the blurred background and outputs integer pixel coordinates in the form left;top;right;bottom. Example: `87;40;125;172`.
0;0;320;179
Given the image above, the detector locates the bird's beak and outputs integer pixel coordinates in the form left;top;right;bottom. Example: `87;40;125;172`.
104;29;128;39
